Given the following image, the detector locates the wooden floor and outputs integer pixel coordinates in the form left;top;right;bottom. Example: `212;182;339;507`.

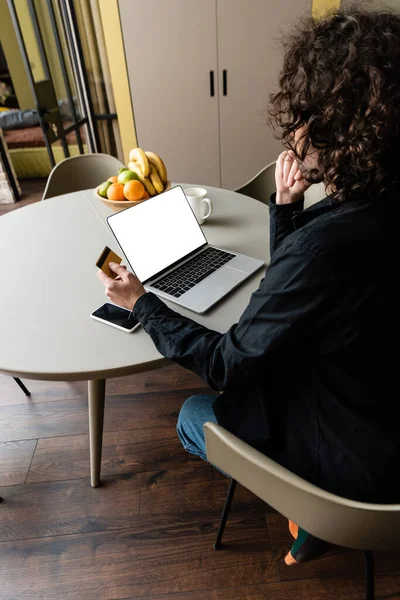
1;180;400;599
0;177;46;216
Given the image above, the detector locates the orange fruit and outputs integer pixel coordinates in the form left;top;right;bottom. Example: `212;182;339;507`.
142;190;150;199
124;179;145;201
107;175;118;183
107;182;126;201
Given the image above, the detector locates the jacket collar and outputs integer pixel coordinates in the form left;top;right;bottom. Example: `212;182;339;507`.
292;196;337;229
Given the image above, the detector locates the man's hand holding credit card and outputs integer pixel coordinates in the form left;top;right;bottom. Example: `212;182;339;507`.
93;246;140;332
96;246;123;278
94;245;146;331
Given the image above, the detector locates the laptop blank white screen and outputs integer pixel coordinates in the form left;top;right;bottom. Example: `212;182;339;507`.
107;185;207;283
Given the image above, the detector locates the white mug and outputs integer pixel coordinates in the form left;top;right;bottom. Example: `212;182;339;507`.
184;187;213;225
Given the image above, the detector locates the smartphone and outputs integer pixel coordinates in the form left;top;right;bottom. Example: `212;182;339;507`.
90;302;141;333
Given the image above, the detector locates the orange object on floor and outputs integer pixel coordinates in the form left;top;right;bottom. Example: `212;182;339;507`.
289;519;299;539
285;551;297;566
286;519;299;565
285;521;331;566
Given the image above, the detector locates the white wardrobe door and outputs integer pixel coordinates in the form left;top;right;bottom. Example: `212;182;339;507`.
119;0;221;187
217;0;311;190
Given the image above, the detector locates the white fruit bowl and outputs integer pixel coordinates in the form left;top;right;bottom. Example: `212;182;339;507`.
94;180;171;211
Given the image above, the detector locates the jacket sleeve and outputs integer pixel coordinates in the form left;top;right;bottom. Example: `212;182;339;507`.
269;193;304;257
132;238;339;392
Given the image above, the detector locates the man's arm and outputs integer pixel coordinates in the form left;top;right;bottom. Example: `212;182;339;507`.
133;240;339;391
269;192;304;256
269;150;311;256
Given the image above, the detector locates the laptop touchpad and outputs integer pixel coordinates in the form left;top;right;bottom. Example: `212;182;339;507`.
187;267;244;297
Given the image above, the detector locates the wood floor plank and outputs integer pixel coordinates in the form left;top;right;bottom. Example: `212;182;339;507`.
27;427;200;484
0;388;203;442
139;463;270;528
300;573;400;600
0;396;93;442
104;364;211;397
0;439;37;469
0;441;36;486
121;573;400;599
0;470;28;487
0;364;210;407
120;582;309;600
0;374;87;407
0;177;45;217
0;516;276;600
267;512;400;582
0;472;139;542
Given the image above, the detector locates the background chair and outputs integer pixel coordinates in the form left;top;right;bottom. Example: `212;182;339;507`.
204;421;400;600
235;160;327;208
42;153;126;200
235;160;276;205
13;377;30;396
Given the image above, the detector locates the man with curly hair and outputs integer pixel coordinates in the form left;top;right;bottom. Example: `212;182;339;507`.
97;6;400;564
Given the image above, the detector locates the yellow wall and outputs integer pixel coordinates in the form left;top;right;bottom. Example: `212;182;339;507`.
14;0;45;82
0;0;77;109
98;0;137;164
312;0;341;19
34;0;67;100
32;0;76;101
0;0;34;108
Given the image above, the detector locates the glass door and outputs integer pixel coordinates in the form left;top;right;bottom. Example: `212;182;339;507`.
6;0;123;166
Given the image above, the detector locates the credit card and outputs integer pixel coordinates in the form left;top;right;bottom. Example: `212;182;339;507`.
96;246;122;278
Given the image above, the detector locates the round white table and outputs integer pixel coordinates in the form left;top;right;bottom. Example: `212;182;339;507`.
0;184;270;486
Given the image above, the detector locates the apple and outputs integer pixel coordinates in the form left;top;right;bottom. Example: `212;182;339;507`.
98;181;112;198
118;169;139;185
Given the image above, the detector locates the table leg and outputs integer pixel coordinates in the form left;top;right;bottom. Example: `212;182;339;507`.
88;379;106;487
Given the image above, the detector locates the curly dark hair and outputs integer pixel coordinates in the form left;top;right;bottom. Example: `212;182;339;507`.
268;5;400;202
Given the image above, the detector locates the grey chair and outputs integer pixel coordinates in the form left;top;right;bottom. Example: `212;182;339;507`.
235;160;327;207
42;153;126;200
235;160;277;205
13;377;30;396
204;421;400;600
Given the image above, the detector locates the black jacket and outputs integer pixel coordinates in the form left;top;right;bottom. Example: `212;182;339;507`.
133;192;398;503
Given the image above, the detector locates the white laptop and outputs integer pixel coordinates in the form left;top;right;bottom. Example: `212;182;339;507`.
106;185;264;314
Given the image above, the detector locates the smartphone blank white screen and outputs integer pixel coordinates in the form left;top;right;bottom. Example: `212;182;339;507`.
107;186;207;282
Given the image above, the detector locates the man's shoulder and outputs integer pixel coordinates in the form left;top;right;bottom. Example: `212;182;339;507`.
284;198;382;272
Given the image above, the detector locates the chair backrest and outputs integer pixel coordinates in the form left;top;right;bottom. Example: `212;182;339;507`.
304;181;327;207
204;421;400;551
42;153;126;200
235;160;327;208
235;161;276;205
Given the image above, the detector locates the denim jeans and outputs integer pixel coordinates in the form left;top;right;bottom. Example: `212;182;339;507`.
176;394;219;461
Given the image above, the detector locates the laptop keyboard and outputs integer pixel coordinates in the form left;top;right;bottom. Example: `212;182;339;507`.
151;247;235;298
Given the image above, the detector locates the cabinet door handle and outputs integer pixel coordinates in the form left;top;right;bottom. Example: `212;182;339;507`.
223;69;227;96
210;71;215;97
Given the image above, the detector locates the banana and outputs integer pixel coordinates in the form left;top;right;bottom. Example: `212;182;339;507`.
128;161;140;175
145;151;168;184
128;161;156;196
128;147;150;177
149;164;164;194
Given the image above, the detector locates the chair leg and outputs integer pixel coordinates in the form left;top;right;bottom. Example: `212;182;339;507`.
13;377;31;397
363;550;374;600
213;478;237;550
